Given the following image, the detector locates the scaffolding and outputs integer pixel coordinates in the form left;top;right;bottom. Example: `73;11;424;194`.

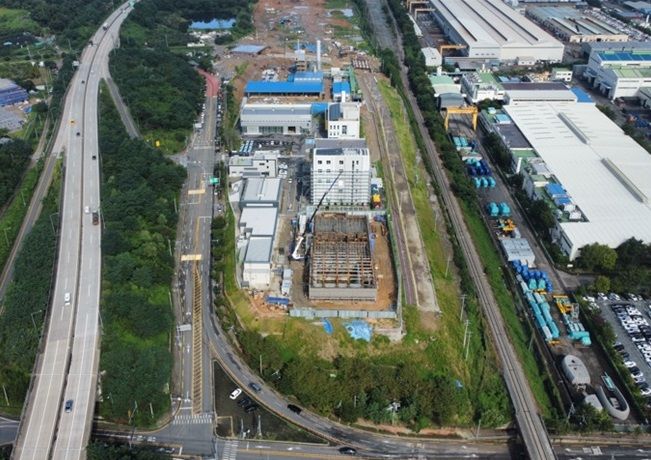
308;214;377;300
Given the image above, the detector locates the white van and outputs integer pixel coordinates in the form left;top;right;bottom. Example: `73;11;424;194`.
64;292;71;305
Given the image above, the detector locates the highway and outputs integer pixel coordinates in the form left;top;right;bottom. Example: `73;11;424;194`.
12;4;134;459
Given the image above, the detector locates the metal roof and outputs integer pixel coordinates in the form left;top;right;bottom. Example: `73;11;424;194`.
240;177;282;203
504;102;651;254
241;103;312;117
429;0;562;47
240;207;278;236
232;44;267;54
328;103;341;121
244;236;273;263
314;138;367;150
244;81;323;94
332;81;351;95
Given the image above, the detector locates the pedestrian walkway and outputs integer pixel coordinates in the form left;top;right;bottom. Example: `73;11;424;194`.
171;412;214;425
221;439;238;460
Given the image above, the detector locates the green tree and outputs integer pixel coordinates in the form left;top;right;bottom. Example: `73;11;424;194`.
592;275;611;293
578;243;617;272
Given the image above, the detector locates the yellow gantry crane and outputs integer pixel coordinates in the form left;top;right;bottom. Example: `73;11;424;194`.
444;106;478;131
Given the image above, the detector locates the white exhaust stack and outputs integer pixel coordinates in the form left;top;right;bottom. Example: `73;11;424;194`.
317;39;322;71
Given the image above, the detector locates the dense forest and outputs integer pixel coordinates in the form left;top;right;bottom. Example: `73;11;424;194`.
109;48;203;136
0;164;59;408
0;139;31;209
98;85;185;425
0;0;114;47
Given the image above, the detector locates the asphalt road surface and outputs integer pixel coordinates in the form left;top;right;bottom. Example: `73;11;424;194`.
12;4;133;459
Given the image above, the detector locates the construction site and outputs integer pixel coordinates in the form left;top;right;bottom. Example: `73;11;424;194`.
289;211;396;312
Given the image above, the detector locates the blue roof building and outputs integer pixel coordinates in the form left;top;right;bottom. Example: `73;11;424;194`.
332;81;351;101
0;79;28;106
288;71;324;82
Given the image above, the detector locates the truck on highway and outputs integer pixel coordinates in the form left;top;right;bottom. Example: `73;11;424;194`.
92;211;99;225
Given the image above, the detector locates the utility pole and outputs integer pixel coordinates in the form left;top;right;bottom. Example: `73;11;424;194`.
459;294;466;321
259;354;263;375
445;255;451;278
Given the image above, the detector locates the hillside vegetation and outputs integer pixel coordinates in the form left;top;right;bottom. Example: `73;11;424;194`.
98;84;185;425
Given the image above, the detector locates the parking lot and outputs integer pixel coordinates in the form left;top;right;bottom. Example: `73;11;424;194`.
593;293;651;400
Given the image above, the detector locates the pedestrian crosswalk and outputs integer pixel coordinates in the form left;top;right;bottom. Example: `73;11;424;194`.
221;439;238;460
171;412;214;425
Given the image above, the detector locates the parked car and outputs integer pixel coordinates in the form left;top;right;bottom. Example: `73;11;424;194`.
229;388;242;400
244;403;259;413
624;361;637;368
237;397;251;408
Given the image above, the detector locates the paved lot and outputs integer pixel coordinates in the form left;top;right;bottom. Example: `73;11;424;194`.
596;297;651;381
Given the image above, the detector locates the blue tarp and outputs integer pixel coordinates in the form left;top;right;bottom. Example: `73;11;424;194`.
545;183;566;197
345;320;372;342
244;80;323;94
323;319;333;335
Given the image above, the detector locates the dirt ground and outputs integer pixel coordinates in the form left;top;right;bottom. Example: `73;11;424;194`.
289;220;396;311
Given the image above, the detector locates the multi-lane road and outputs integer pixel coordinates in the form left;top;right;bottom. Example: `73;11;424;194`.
12;4;133;459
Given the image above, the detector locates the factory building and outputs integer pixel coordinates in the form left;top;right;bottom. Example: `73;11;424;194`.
239;177;282;209
526;7;629;43
0;79;28;106
501;101;651;259
238;189;280;288
421;47;443;67
229;152;279;178
308;213;377;301
326;100;360;139
502;82;577;104
240;101;313;135
584;49;651;99
429;0;564;62
243;81;324;97
311;138;371;206
461;71;505;103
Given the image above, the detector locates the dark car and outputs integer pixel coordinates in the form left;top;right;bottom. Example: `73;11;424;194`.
244;403;259;413
287;404;302;414
92;154;97;160
76;131;81;137
92;211;99;225
248;382;262;392
338;447;357;455
64;400;73;413
620;351;630;360
614;343;625;351
237;396;252;407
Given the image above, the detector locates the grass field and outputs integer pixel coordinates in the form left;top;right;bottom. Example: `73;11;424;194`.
376;80;510;424
0;8;40;35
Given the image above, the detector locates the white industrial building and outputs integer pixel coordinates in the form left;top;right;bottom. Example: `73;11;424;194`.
238;192;280;288
239;177;282;208
242;237;274;288
311;138;371;206
502;82;577;104
504;101;651;259
240;100;313;135
551;67;573;82
429;0;564;62
461;71;505;103
421;47;442;67
326;101;360;139
585;49;651;99
229;152;279;177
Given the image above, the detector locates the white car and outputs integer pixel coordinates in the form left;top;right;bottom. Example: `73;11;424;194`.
84;206;90;214
624;361;637;368
64;292;71;305
229;388;242;400
641;387;651;397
